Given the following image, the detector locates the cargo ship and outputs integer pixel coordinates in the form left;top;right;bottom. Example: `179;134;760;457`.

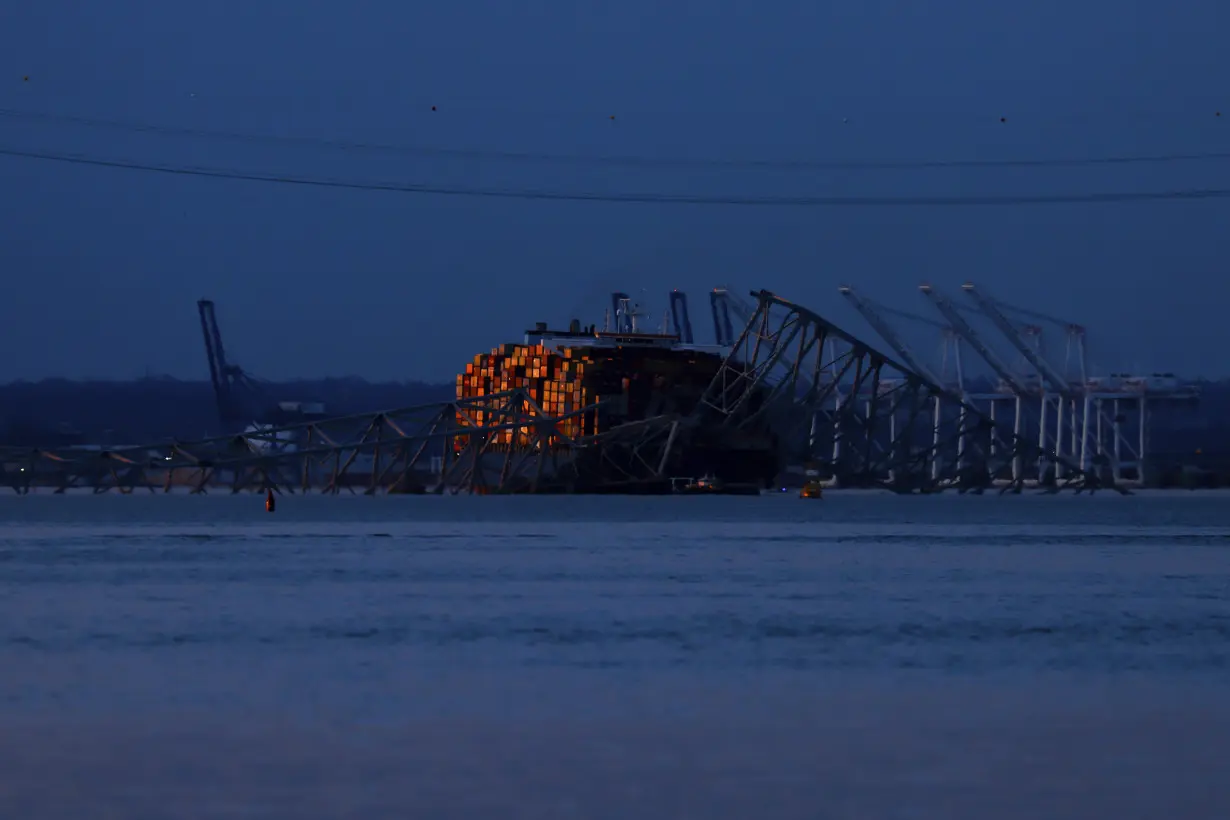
453;294;781;493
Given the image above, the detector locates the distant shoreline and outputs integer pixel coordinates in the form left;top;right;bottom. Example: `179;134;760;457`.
4;486;1230;497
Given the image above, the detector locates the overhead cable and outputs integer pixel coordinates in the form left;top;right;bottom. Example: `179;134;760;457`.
2;106;1228;171
4;146;1230;206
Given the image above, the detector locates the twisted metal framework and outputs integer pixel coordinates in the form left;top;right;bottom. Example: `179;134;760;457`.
693;290;1111;493
0;389;604;496
2;290;1122;496
572;415;684;491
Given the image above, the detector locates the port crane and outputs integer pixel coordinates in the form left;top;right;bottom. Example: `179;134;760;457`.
196;299;326;433
609;286;737;347
8;286;1135;497
695;289;1104;493
668;290;695;344
960;283;1086;481
840;286;942;385
960;288;1108;473
918;283;1043;483
977;295;1090;385
840;285;972;481
865;301;969;394
960;286;1187;484
197;299;265;430
709;288;741;345
603;290;696;345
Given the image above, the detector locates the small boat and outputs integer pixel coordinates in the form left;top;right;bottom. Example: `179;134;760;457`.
799;462;823;499
669;475;761;495
673;474;724;494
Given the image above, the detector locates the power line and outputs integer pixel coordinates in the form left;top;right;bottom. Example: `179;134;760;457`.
1;106;1228;172
4;145;1230;206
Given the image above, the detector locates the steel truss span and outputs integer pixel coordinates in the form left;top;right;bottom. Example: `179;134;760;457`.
1;292;1118;496
0;390;609;496
694;290;1116;494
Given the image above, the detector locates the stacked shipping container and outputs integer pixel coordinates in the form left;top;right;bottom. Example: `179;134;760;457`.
455;342;601;449
455;340;729;451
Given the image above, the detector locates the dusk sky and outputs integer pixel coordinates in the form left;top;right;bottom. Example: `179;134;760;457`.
2;1;1227;383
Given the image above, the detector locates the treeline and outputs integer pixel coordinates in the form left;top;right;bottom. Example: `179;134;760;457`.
0;377;455;446
2;375;1229;456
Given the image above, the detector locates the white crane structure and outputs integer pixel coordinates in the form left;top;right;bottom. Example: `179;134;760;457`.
830;279;1200;488
918;283;1049;483
704;280;1196;489
958;283;1195;486
960;283;1077;484
840;285;984;482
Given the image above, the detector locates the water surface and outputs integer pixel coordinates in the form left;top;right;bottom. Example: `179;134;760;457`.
1;492;1227;818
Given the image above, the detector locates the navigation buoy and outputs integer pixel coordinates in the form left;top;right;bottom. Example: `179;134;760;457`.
265;489;276;513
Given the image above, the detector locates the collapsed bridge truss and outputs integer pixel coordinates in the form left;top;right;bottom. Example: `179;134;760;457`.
0;389;613;496
1;291;1114;496
690;290;1114;493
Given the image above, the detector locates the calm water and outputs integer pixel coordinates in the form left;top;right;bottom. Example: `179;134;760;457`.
1;492;1228;818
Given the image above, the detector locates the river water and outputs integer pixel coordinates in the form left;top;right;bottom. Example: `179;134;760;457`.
1;491;1228;818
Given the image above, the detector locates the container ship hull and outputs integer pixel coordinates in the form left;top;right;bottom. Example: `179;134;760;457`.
453;322;781;494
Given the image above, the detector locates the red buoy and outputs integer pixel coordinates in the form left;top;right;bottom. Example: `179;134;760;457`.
265;489;276;513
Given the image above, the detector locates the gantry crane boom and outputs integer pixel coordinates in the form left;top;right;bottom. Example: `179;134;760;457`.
839;286;942;385
975;296;1090;384
709;289;736;345
868;301;969;391
668;290;695;343
961;283;1073;394
711;286;760;345
196;299;266;429
876;304;950;330
198;299;237;427
919;284;1029;394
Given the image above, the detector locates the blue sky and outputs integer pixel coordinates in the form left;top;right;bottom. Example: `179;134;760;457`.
2;1;1227;382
